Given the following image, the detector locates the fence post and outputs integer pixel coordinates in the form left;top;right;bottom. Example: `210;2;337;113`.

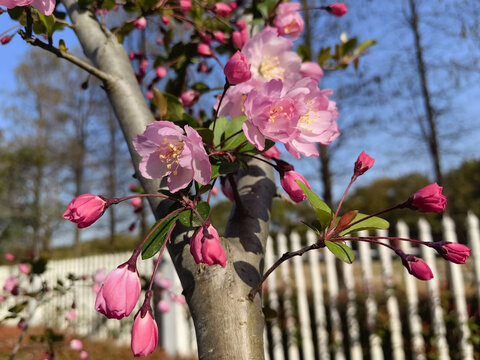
376;229;404;360
418;219;450;360
396;221;426;360
466;211;480;311
442;216;474;360
357;230;383;360
307;230;331;360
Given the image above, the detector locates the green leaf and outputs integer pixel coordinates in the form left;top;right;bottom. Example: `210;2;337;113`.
210;116;228;146
297;44;311;62
141;214;179;259
8;7;24;21
37;13;55;35
219;161;239;174
8;301;28;314
301;221;322;235
354;39;377;56
339;213;389;235
296;180;333;229
164;93;184;121
31;257;47;275
178;202;210;227
342;37;357;55
192;82;210;92
325;241;354;264
196;128;214;145
317;47;332;67
223;116;247;149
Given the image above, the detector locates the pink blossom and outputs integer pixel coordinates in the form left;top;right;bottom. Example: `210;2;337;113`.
133;17;147;30
95;263;141;319
156;37;163;45
211;186;219;195
409;183;447;213
179;90;200;107
197;43;213;57
217;78;264;119
179;0;191;12
162;16;170;25
154;276;171;290
131;309;158;357
139;58;149;75
232;30;248;50
327;3;347;17
300;62;323;82
131;197;142;208
353;151;375;177
262;145;281;160
170;293;186;304
146;91;154;100
213;31;226;43
93;268;107;284
155;66;167;78
229;1;236;10
3;276;18;292
274;2;304;39
429;242;471;264
70;339;83;351
157;300;170;313
80;351;89;360
220;176;235;202
0;0;56;15
198;62;208;72
190;224;226;267
93;283;102;294
63;194;107;229
65;310;76;321
213;2;232;16
224;51;251;85
242;27;301;86
133;122;211;192
18;263;30;274
399;252;433;280
5;253;15;261
280;170;311;203
128;52;136;60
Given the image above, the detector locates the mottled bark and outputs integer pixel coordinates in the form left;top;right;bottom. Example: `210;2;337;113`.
62;1;275;358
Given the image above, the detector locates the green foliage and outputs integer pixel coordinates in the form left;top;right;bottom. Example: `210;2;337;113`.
296;181;333;229
178;202;210;227
141;213;178;259
325;240;354;263
339;213;389;235
317;35;377;70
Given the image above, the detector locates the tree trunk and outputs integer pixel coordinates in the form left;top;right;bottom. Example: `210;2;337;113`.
408;0;443;185
107;115;117;246
62;1;274;357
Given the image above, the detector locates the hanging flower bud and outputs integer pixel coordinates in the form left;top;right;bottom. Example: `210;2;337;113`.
0;34;13;45
213;31;226;43
262;145;281;160
408;183;447;213
213;2;232;17
157;300;170;313
224;51;251;85
353;151;375;177
155;66;167;78
179;0;191;12
131;305;158;357
133;17;147;30
5;253;15;261
179;90;200;107
279;169;311;203
232;30;248;50
190;224;226;267
95;263;141;319
326;3;347;17
162;16;170;25
197;43;213;57
63;194;107;228
396;250;433;280
428;242;471;264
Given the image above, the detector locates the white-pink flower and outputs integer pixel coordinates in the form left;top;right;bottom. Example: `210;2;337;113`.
133;122;211;192
273;2;304;39
0;0;55;15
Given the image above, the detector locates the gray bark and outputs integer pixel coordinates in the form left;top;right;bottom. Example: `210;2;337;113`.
62;1;274;358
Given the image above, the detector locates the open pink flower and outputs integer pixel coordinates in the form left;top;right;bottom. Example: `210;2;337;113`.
133;122;211;193
0;0;56;15
95;263;141;319
273;2;304;39
63;194;107;228
409;183;447;213
190;224;226;267
131;308;158;357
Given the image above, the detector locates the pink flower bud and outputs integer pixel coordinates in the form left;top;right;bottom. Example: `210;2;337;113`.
1;34;13;45
179;0;191;12
95;263;141;319
220;176;235;202
353;151;375;177
146;91;154;100
211;186;219;196
280;170;311;203
70;339;83;351
300;61;323;82
190;224;226;267
327;3;347;16
229;2;236;10
5;253;15;261
224;51;251;85
262;145;281;160
155;66;167;78
157;300;170;313
179;90;200;107
399;253;433;281
3;276;18;292
131;308;158;357
429;242;471;264
128;52;135;60
232;30;248;50
66;310;76;321
156;37;163;45
236;20;246;30
197;43;213;57
18;263;30;274
155;276;171;290
162;16;170;25
133;17;147;30
80;351;89;359
213;2;232;16
139;58;149;75
213;31;226;43
63;194;107;229
170;293;186;304
409;183;447;213
131;197;142;208
198;62;208;72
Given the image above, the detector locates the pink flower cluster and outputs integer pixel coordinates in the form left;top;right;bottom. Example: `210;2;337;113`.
0;0;55;15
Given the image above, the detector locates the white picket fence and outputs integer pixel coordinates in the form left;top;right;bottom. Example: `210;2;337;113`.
1;213;480;359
